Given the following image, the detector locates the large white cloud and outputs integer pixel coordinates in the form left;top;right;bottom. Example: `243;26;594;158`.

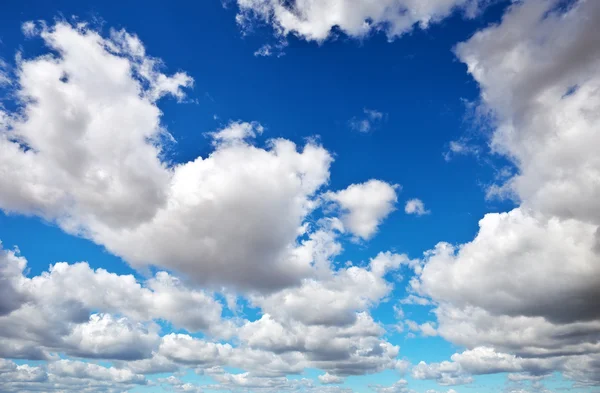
235;0;484;42
0;358;147;393
0;21;353;292
409;0;600;387
0;242;229;360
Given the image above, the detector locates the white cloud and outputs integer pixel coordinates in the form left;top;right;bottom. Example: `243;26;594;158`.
235;0;485;42
349;108;386;133
443;139;480;161
319;372;344;384
251;251;409;327
62;314;160;360
404;199;429;216
0;358;147;393
208;120;264;145
0;243;234;361
410;0;600;387
371;379;411;393
21;21;38;37
324;180;399;240
0;21;343;293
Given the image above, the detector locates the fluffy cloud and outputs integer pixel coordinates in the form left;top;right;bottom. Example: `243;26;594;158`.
0;21;342;293
324;180;398;240
0;243;230;360
235;0;484;42
418;210;600;324
0;358;147;393
409;0;600;387
318;372;344;384
404;199;429;216
251;251;409;326
413;346;600;387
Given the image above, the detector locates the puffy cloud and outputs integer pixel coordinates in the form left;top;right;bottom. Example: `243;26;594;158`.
410;0;600;386
101;133;332;292
0;358;147;393
324;180;398;240
159;376;204;393
208;120;264;145
371;379;411;393
418;210;600;324
404;199;429;216
0;243;229;360
318;372;344;384
251;251;410;326
235;0;484;42
0;21;341;293
456;0;600;226
404;320;437;337
412;346;600;387
62;314;160;360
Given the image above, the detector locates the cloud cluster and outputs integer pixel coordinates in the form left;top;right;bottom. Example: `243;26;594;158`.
0;20;411;392
235;0;484;42
2;0;599;390
0;358;147;393
409;0;600;387
0;21;404;295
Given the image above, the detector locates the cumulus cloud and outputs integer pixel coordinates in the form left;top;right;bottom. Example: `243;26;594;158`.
0;358;147;393
235;0;485;42
324;180;399;240
404;199;430;216
0;21;352;293
409;0;600;387
319;372;344;384
0;242;231;360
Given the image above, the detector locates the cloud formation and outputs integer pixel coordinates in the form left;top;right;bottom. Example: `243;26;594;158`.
235;0;485;42
409;0;600;387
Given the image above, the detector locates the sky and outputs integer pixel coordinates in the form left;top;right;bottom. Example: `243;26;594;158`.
0;0;598;393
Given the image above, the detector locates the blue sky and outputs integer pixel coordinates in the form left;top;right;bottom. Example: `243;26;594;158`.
0;0;599;393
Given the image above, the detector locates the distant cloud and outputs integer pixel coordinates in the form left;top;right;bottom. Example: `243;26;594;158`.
349;108;387;133
235;0;486;42
21;21;38;37
404;199;430;216
443;139;480;161
254;39;288;57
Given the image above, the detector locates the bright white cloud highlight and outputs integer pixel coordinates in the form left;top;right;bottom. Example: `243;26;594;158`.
404;199;429;216
236;0;485;42
324;180;398;240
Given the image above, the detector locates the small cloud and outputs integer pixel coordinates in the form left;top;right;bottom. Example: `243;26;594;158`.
254;39;288;57
400;294;431;306
405;319;438;337
349;108;387;133
443;138;480;161
21;21;38;37
404;199;430;216
208;121;264;146
318;372;344;384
